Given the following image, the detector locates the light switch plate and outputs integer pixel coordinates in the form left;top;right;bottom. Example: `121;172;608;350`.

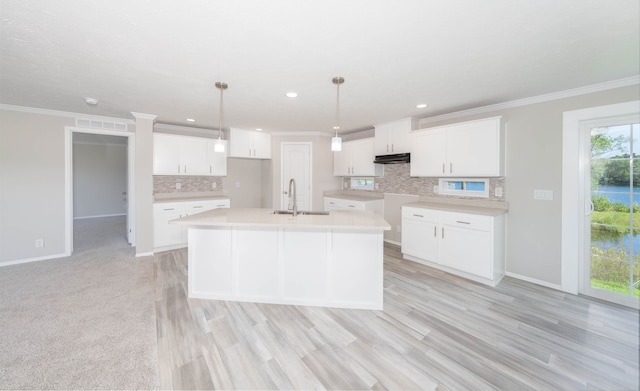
176;182;181;190
534;189;553;200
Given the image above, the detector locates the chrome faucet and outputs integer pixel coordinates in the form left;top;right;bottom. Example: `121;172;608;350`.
288;178;298;216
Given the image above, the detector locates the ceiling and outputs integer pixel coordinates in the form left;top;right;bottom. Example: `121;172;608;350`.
1;0;638;134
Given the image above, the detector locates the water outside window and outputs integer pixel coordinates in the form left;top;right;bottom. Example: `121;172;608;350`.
590;123;640;298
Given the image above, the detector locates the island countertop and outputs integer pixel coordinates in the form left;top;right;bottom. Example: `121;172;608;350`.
171;207;391;230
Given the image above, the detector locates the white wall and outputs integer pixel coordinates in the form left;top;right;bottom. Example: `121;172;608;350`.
0;110;73;263
73;142;127;218
222;158;267;207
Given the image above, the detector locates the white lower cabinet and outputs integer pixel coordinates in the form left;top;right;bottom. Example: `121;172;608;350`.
401;206;505;286
154;199;230;250
323;196;384;215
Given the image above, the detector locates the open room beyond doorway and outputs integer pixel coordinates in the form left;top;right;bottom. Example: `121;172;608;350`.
67;129;135;254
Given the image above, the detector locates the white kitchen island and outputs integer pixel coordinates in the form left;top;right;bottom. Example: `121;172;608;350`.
172;208;391;310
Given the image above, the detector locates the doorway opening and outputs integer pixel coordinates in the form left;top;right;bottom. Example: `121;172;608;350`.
65;127;135;255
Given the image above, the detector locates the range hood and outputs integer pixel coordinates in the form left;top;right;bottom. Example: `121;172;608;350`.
373;153;410;164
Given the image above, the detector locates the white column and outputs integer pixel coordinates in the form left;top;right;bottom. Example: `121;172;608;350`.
131;112;156;256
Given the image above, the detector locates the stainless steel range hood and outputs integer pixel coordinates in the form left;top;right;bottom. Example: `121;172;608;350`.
373;153;410;164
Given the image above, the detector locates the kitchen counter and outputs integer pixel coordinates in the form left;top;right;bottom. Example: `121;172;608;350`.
154;192;229;204
172;207;390;230
404;201;508;216
175;208;389;310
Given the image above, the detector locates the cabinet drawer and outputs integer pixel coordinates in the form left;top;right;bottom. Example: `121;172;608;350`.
402;207;438;222
440;211;492;231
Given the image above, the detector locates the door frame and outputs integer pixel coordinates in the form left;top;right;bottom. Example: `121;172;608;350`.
562;100;639;303
280;142;313;211
64;126;136;255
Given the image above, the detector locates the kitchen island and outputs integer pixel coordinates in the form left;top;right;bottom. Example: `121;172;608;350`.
172;208;391;310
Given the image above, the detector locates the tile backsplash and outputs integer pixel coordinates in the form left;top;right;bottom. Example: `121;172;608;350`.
342;163;505;201
154;176;224;194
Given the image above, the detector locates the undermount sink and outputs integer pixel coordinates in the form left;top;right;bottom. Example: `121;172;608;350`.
273;210;330;216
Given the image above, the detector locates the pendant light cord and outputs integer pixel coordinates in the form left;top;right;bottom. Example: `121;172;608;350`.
218;86;223;140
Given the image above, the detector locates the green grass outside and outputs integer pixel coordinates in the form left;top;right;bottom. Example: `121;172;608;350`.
591;210;640;232
591;279;640;298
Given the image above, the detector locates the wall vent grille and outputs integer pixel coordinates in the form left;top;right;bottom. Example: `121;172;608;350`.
76;118;128;131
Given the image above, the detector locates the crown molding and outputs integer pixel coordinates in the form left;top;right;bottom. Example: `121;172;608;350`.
130;112;157;121
0;104;136;124
270;131;333;137
154;122;219;135
419;76;640;125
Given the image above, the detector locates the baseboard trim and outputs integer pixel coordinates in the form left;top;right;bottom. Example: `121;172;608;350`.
505;271;563;291
135;251;154;258
0;252;69;268
74;213;126;220
384;239;401;246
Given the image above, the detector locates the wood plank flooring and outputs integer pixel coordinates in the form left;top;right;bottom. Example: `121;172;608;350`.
154;244;639;390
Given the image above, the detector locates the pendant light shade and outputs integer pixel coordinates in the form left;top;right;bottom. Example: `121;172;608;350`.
214;82;228;153
331;76;344;152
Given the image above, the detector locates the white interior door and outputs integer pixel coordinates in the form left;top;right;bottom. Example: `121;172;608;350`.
281;143;312;211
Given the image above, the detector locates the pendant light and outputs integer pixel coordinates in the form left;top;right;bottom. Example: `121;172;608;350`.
214;82;228;153
331;76;345;151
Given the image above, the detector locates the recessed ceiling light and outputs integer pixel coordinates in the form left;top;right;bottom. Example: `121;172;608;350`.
256;128;263;131
416;103;428;109
85;97;98;105
186;118;196;122
286;92;298;98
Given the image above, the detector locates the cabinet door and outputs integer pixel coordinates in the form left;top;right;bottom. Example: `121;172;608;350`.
153;205;185;247
180;136;211;175
410;129;447;176
389;120;412;154
252;132;272;159
207;139;227;176
350;139;377;176
439;224;492;279
333;147;351;176
402;219;438;262
447;119;500;176
153;134;182;175
374;124;392;155
229;128;252;158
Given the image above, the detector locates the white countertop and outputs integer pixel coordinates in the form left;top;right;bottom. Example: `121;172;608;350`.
154;194;230;204
171;208;391;230
324;194;384;202
404;201;508;216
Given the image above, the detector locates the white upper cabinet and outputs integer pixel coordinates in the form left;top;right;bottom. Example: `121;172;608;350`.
410;116;504;177
374;117;418;155
153;133;228;176
229;128;272;159
334;138;383;177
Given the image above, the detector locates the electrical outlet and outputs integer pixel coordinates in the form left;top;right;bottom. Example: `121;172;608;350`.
433;185;439;193
212;182;217;189
375;183;379;190
495;187;503;197
176;182;181;190
235;182;240;188
35;239;44;248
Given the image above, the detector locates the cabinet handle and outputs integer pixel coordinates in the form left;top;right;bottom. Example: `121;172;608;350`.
348;205;356;208
442;227;445;239
193;206;203;208
386;144;389;152
450;162;452;173
456;220;471;224
178;164;181;173
391;143;394;152
184;165;187;174
216;204;226;207
412;214;424;217
442;163;445;174
329;202;336;205
163;208;175;211
434;226;437;237
249;148;251;156
210;166;212;174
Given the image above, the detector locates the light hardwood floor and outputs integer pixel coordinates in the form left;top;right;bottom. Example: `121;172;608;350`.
155;244;639;390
